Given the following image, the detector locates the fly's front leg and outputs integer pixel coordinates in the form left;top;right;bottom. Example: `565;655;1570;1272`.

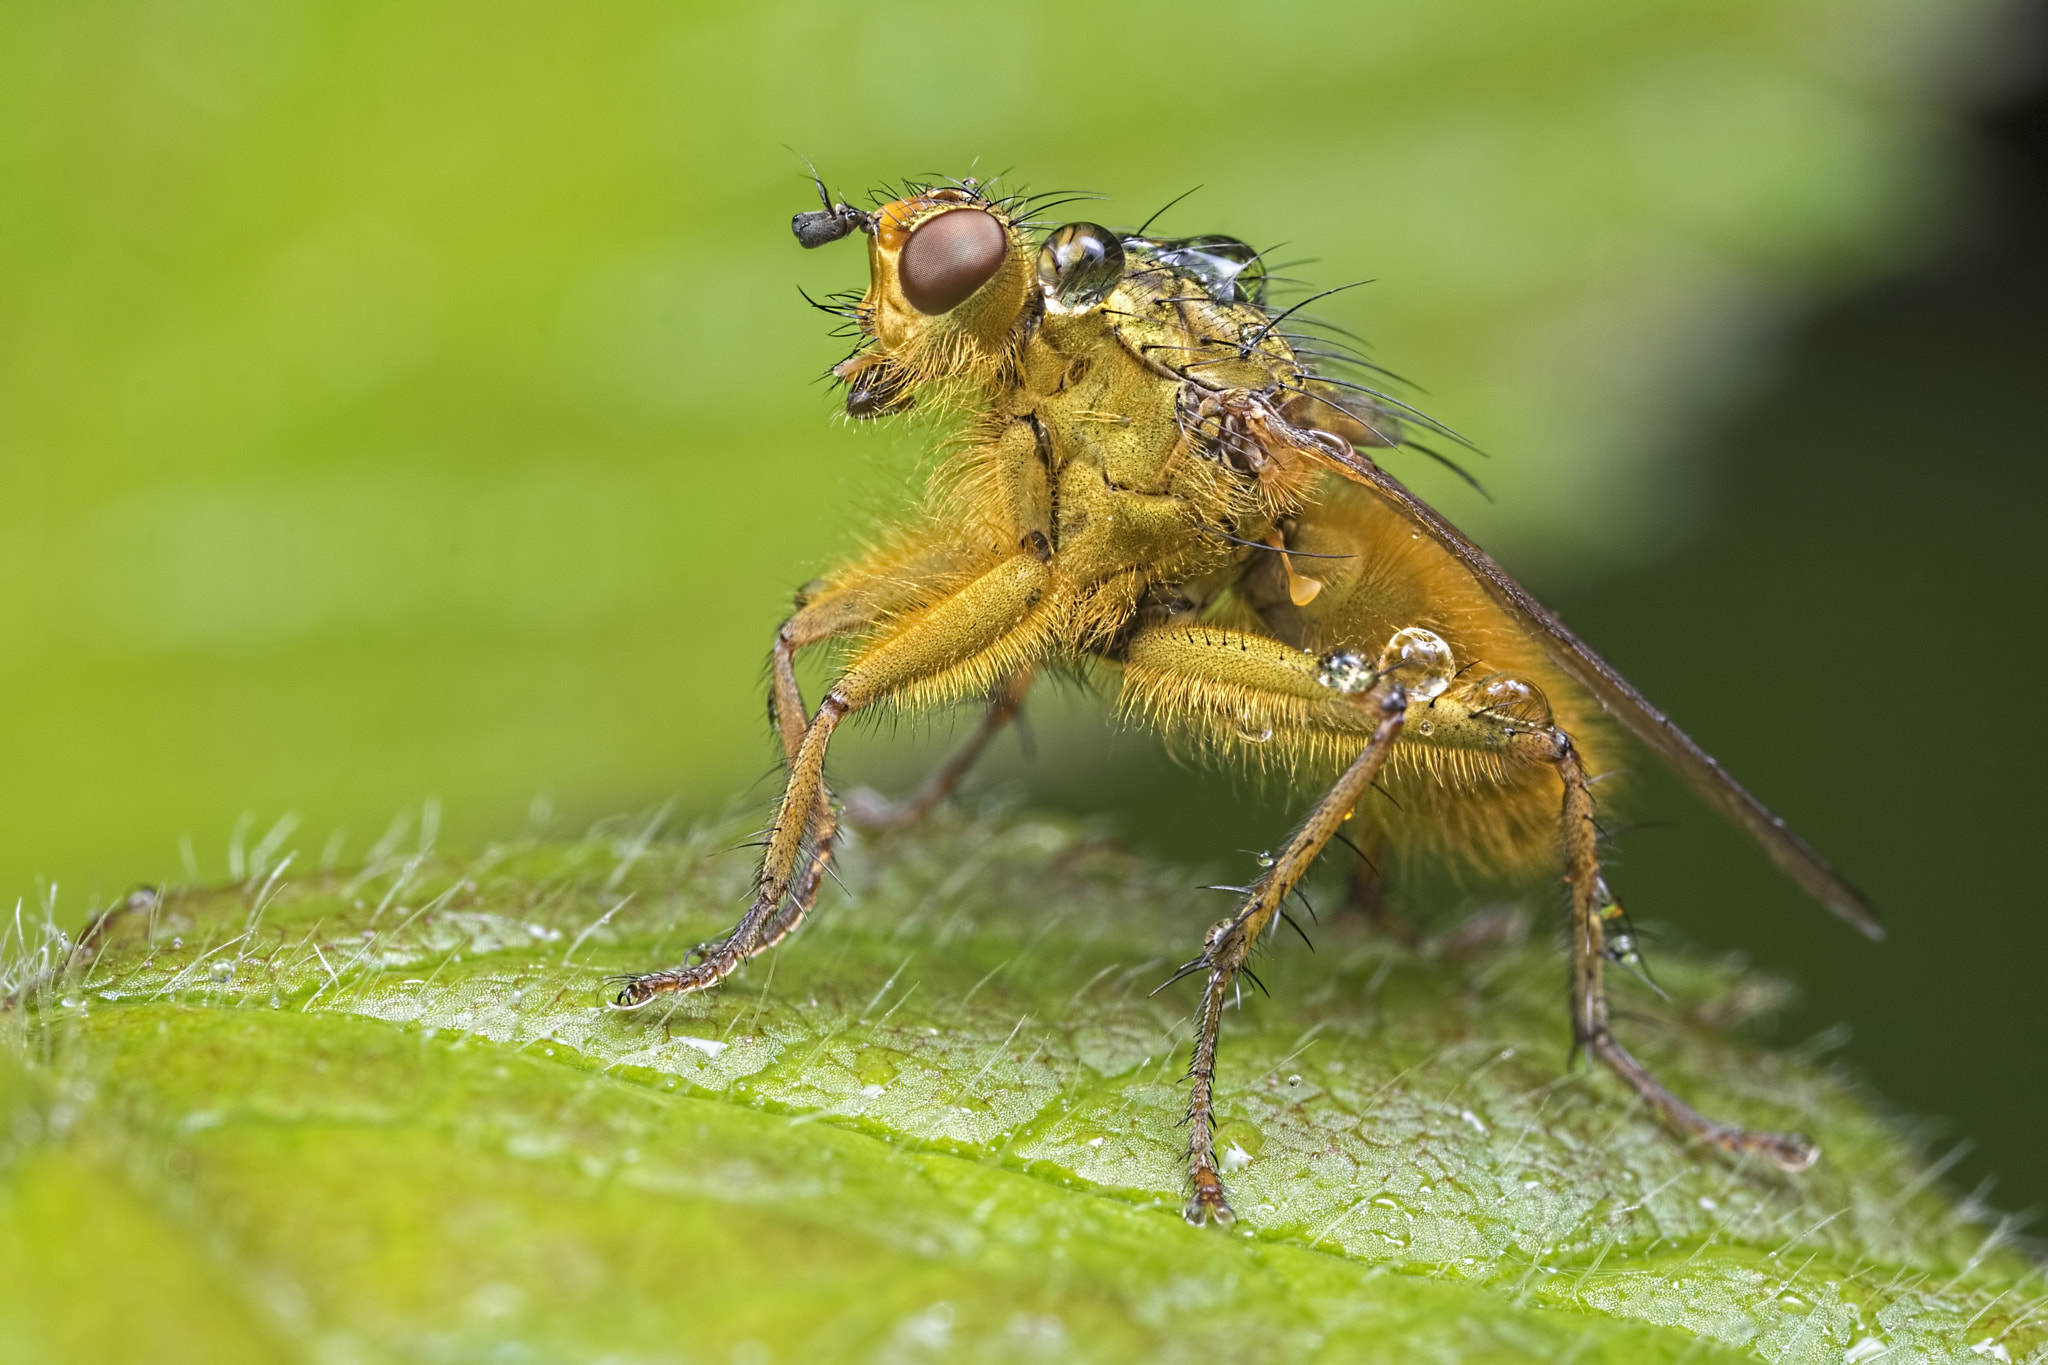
763;420;1053;926
847;669;1035;828
616;554;1058;1008
751;550;991;961
768;538;990;757
1120;625;1412;1224
1550;734;1819;1171
751;594;871;961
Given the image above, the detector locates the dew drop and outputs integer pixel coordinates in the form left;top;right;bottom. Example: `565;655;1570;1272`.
1036;222;1125;310
1317;650;1375;695
1127;233;1265;303
1465;672;1552;726
1378;627;1454;700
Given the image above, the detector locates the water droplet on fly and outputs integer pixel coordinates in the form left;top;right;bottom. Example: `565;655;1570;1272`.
1378;627;1454;700
1317;651;1375;695
1126;233;1266;304
1255;851;1276;868
1036;222;1125;310
1464;672;1553;727
1234;710;1274;743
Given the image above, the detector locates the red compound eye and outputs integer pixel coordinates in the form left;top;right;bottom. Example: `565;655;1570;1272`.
898;208;1007;315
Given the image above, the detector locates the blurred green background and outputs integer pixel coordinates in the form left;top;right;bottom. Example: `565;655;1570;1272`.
2;0;2042;1216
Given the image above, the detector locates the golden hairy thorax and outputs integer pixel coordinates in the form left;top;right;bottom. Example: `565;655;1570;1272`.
816;181;1604;875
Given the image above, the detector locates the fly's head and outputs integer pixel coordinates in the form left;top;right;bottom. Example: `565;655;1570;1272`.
792;172;1404;459
794;178;1036;413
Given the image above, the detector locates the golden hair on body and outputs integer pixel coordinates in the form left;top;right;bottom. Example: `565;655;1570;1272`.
618;173;1882;1225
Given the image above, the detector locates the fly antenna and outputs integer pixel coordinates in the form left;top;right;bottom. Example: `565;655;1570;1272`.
788;152;874;249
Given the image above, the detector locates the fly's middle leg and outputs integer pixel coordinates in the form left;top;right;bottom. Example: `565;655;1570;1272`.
1119;624;1412;1224
1178;688;1405;1224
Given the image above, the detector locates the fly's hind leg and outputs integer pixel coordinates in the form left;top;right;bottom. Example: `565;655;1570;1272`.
1119;625;1413;1225
1549;733;1819;1171
846;668;1035;828
1339;654;1818;1170
616;554;1059;1008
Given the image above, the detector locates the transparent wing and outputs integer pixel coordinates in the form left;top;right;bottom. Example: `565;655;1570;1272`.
1309;439;1883;940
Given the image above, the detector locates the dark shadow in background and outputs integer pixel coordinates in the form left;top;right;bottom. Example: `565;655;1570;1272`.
1016;38;2048;1218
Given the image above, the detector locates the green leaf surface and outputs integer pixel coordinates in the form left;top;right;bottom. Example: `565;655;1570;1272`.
3;810;2038;1363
